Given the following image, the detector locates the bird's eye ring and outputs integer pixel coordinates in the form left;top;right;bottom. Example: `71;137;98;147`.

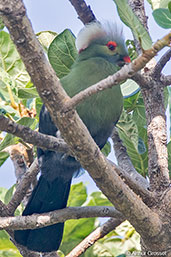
106;41;117;51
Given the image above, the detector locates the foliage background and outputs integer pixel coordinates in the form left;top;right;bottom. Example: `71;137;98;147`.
0;0;171;256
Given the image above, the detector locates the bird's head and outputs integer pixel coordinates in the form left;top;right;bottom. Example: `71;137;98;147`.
76;21;131;66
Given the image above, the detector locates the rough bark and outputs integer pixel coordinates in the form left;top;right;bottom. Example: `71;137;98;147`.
0;0;170;256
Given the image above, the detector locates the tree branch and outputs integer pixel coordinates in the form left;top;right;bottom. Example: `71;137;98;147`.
64;34;171;111
68;0;96;24
127;0;149;54
152;48;171;78
66;217;124;257
161;74;171;86
0;115;153;205
111;129;155;205
0;0;163;241
7;158;39;215
0;115;69;153
0;206;123;230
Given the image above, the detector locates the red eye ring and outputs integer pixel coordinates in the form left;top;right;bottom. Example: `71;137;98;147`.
106;41;117;51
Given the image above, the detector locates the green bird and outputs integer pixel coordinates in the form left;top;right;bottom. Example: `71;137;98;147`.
14;21;130;253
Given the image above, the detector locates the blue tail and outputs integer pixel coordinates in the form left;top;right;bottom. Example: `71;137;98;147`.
14;175;72;252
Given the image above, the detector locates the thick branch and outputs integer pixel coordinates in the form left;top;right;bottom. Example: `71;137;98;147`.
66;217;124;257
0;115;69;153
68;0;96;24
0;0;163;240
0;206;123;230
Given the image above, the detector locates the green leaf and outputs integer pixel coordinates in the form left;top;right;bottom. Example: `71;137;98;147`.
118;111;139;149
0;231;21;256
117;111;148;176
152;8;171;28
132;95;146;127
48;29;78;78
87;192;113;206
18;87;39;99
17;116;37;129
35;97;43;118
0;31;30;88
101;141;111;156
167;141;171;177
124;91;140;113
0;188;7;202
160;0;171;8
4;184;16;204
61;218;96;254
0;134;19;152
121;79;140;98
112;0;152;49
68;182;87;207
93;221;140;257
168;1;171;12
0;103;18;115
0;152;9;166
148;0;170;9
37;31;57;52
0;17;4;30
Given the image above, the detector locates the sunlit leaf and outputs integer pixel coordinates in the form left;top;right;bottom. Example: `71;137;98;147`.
68;182;87;207
0;231;21;256
37;31;57;52
121;79;140;99
0;31;30;88
93;221;140;257
87;192;113;206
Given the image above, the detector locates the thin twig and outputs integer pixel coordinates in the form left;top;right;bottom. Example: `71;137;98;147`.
0;206;123;230
64;34;171;111
66;217;124;257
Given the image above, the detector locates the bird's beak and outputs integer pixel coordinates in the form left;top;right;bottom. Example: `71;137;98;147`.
117;56;131;67
123;56;131;63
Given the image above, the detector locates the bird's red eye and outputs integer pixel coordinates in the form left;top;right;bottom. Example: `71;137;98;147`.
106;41;117;51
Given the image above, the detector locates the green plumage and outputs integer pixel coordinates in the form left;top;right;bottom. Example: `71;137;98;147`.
14;21;129;253
61;43;124;147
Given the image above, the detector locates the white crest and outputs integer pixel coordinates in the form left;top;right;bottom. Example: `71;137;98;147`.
76;21;124;53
